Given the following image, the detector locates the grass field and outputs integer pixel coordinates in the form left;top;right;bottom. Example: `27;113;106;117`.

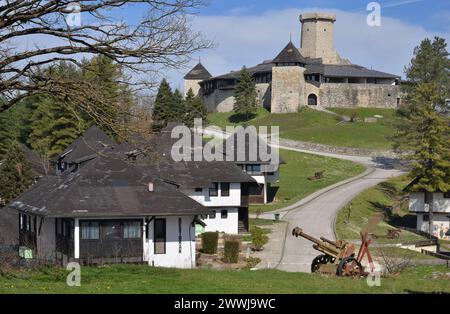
208;107;398;150
250;149;365;213
1;264;448;294
335;175;424;244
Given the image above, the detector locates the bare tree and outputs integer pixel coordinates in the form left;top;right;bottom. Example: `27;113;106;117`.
0;0;212;135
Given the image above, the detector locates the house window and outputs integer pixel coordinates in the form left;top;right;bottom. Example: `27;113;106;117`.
209;183;219;197
195;188;203;193
209;211;216;219
444;192;450;199
424;192;432;204
221;210;228;219
245;164;261;174
102;221;122;239
221;183;230;197
81;222;100;240
123;221;141;239
154;219;166;254
422;214;429;222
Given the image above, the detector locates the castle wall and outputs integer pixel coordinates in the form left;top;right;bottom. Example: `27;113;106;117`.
271;66;305;113
202;83;271;113
318;83;400;108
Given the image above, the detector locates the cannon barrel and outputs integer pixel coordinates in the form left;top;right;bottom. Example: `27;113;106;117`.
292;227;341;258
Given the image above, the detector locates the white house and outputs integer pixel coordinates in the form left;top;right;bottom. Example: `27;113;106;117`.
7;127;209;269
407;179;450;240
408;191;450;240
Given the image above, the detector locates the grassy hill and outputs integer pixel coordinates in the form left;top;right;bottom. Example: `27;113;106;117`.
208;107;398;150
250;149;365;213
1;264;448;293
335;175;424;244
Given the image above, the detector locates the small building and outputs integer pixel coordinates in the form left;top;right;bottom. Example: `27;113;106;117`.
7;126;209;268
406;179;450;240
216;129;285;205
142;125;256;234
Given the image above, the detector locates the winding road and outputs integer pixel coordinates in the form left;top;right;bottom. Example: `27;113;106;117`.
201;126;405;273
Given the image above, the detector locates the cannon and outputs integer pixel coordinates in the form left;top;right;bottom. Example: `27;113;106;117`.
292;227;374;277
370;228;401;240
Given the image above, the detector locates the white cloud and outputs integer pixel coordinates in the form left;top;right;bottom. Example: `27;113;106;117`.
167;7;449;89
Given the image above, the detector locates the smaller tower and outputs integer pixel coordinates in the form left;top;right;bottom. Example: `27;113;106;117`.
183;62;212;97
271;41;307;113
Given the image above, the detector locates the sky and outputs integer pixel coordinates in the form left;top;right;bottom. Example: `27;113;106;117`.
158;0;450;90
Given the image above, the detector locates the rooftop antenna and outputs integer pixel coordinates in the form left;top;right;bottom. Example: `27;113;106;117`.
290;33;292;42
198;56;201;64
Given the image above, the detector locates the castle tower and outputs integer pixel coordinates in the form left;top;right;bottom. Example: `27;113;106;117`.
271;41;307;113
183;62;212;97
299;13;342;64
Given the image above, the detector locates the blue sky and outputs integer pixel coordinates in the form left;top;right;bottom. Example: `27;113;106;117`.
78;1;450;90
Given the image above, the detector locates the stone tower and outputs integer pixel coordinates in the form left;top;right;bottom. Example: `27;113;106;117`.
183;62;212;97
271;41;307;113
299;13;343;64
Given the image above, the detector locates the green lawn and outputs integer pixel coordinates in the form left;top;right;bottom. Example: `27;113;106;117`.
250;149;365;213
335;175;424;244
1;264;449;294
208;107;398;150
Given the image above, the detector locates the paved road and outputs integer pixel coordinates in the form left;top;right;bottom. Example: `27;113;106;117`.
200;126;405;272
276;166;404;272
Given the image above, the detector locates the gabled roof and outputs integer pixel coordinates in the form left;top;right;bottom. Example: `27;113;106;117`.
273;41;307;65
215;129;285;171
9;153;208;218
58;125;115;164
184;62;212;80
305;63;400;79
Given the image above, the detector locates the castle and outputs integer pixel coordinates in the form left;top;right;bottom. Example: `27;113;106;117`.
184;12;401;113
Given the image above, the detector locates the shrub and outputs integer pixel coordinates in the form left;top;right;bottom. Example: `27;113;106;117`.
223;239;240;264
251;227;268;251
201;232;219;254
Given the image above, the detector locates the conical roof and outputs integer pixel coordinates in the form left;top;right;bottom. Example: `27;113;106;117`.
184;62;212;80
273;41;307;65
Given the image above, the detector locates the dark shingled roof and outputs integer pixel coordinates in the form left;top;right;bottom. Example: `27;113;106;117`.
184;62;212;80
9;153;208;218
273;41;307;65
202;61;274;82
305;63;399;79
57;125;115;164
139;125;256;188
214;129;286;172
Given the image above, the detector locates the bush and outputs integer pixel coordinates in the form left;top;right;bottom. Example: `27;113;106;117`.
251;227;268;251
201;232;218;254
223;239;240;264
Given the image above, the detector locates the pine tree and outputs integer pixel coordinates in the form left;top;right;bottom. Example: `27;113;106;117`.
184;88;208;127
151;79;174;131
0;144;35;206
233;67;258;121
0;109;19;157
172;89;186;123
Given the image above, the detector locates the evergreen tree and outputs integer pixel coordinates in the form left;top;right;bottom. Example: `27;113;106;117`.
184;88;208;127
151;79;174;131
172;89;186;123
0;144;35;206
233;67;258;121
0;109;19;157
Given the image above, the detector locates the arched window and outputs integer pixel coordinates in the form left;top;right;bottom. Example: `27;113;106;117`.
308;94;318;106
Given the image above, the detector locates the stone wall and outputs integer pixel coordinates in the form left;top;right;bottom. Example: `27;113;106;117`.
202;83;271;113
271;66;305;113
318;83;400;108
184;79;202;97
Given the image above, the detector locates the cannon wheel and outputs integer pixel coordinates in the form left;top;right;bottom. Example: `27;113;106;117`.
311;254;331;273
336;257;364;277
